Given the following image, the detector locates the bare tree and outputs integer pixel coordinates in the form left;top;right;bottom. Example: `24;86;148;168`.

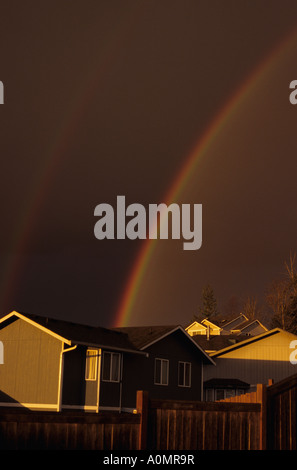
242;296;259;320
265;278;289;329
265;252;297;331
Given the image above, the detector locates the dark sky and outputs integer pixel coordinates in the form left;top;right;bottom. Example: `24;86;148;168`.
1;1;297;327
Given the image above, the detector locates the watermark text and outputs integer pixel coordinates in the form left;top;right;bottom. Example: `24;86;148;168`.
94;196;202;251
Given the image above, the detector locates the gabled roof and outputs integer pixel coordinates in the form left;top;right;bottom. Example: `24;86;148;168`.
234;319;268;333
192;333;249;352
217;313;248;330
201;319;221;330
113;325;215;364
0;311;145;355
185;320;207;331
209;328;292;358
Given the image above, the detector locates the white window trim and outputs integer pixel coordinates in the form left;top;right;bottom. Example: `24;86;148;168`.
85;349;99;381
102;351;121;383
178;361;192;388
154;358;169;386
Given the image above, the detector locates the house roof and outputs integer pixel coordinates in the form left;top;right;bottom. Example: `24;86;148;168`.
192;334;250;352
204;378;250;389
0;311;145;355
201;319;221;330
185;321;207;331
216;313;248;330
185;319;222;331
113;325;215;364
232;319;268;333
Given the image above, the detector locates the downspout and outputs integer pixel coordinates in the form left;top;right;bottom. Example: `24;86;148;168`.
96;349;102;413
119;354;123;413
57;343;77;412
201;359;204;401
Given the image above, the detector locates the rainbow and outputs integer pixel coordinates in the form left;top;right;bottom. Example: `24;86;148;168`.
0;3;147;311
1;22;297;324
113;27;297;327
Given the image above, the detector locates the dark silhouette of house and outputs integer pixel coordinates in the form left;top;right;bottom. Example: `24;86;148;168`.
0;311;214;412
113;325;215;408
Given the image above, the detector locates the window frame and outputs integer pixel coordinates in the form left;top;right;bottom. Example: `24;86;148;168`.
178;361;192;388
102;351;121;383
85;349;99;381
154;358;169;386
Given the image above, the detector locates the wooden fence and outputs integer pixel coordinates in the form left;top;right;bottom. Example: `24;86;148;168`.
0;408;140;450
266;374;297;450
145;396;262;450
1;374;297;450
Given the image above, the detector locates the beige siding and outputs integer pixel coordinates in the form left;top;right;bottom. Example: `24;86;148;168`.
204;330;297;387
0;318;62;406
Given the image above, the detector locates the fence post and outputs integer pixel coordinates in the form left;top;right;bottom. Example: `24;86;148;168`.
256;384;267;450
136;390;148;450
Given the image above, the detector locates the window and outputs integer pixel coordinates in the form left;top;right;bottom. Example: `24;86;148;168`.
225;389;236;399
215;389;225;401
85;349;98;381
154;358;169;385
102;352;121;382
178;361;191;387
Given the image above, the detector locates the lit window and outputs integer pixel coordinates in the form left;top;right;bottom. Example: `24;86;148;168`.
102;352;121;382
178;361;191;387
154;358;169;385
85;349;98;381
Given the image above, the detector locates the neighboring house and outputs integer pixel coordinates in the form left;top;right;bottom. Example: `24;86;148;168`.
0;311;214;413
217;313;249;331
185;321;207;336
185;319;221;337
0;311;145;412
203;328;297;401
186;314;268;339
217;314;268;336
112;325;215;407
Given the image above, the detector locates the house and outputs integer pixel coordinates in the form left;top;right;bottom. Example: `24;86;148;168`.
112;325;215;408
186;314;268;339
218;313;249;331
0;311;214;413
203;328;297;401
217;314;268;336
0;311;146;412
185;319;221;337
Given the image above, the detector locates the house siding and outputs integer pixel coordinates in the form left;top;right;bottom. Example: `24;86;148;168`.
62;345;101;410
0;318;61;408
99;350;122;410
121;330;204;409
62;345;86;408
204;330;297;389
